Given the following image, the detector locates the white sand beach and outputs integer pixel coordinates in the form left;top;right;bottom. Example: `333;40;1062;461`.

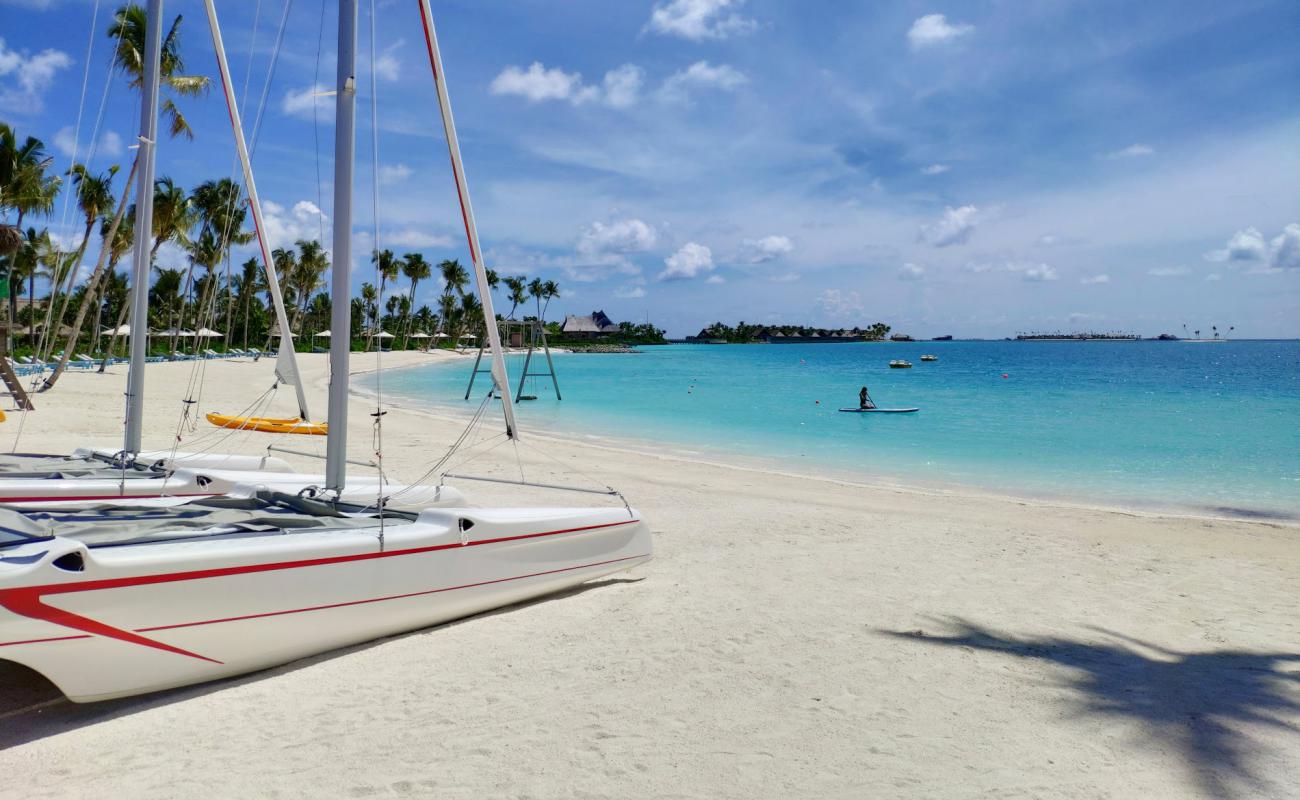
1;351;1297;799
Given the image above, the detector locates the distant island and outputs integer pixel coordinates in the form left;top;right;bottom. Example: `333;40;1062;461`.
684;322;893;344
1015;331;1141;341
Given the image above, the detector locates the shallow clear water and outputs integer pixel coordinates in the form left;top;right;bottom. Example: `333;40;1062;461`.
366;341;1300;519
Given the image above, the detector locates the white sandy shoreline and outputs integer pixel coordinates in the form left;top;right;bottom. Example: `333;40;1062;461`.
2;350;1298;799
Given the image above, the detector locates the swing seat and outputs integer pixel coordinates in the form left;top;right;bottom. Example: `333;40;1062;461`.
205;413;328;435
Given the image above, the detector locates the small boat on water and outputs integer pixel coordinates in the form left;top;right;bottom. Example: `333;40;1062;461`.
889;360;913;369
920;355;938;362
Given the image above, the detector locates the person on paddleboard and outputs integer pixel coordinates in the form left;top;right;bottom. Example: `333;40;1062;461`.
859;386;876;409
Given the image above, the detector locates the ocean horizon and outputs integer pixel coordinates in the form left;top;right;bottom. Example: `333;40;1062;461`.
365;340;1300;520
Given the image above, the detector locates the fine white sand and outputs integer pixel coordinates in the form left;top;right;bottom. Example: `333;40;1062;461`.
1;351;1297;799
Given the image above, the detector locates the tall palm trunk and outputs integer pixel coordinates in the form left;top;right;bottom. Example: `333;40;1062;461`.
38;219;93;364
98;288;130;373
42;158;138;389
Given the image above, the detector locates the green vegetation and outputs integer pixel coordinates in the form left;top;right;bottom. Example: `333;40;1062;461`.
695;321;891;342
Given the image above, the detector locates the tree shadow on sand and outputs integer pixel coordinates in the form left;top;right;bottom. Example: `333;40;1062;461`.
882;618;1300;799
0;576;643;749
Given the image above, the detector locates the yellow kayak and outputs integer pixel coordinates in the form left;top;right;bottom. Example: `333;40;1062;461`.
205;413;327;435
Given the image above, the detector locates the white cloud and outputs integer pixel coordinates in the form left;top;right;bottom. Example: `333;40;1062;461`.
577;218;658;258
967;260;1057;281
1148;265;1190;277
646;0;757;41
907;14;973;49
1021;263;1058;282
372;40;403;82
1268;223;1300;270
770;271;800;283
659;242;715;281
1205;273;1222;281
282;83;330;119
898;263;925;281
660;61;747;102
1203;223;1300;271
817;288;863;318
53;127;123;159
739;234;793;263
0;38;72;113
1204;226;1268;264
921;163;950;175
378;163;412;185
491;62;643;109
383;229;453;249
1103;143;1155;159
491;62;586;103
705;275;726;285
920;205;979;247
1079;274;1110;284
601;64;644;109
262;199;328;250
615;284;647;298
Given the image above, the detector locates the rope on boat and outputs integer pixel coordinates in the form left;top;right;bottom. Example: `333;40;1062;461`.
366;0;389;547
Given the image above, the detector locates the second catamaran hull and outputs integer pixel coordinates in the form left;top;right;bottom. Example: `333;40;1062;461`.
0;507;651;702
0;468;466;509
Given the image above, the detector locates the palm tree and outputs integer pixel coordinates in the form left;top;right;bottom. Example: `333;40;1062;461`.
399;252;431;348
438;258;469;297
187;179;250;341
528;277;544;320
360;281;378;347
43;165;144;387
108;4;211;140
540;279;560;321
458;293;482;346
436;258;469;345
504;275;527;320
0;125;61;353
372;248;401;301
291;239;328;335
0;125;60;232
149;177;194;260
40;164;118;362
233;257;263;350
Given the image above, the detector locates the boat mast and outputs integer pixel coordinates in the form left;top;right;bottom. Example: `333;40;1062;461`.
325;0;359;491
415;0;518;439
123;0;164;454
201;0;311;421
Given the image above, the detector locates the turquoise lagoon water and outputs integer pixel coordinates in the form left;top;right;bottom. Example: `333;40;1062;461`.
366;341;1300;519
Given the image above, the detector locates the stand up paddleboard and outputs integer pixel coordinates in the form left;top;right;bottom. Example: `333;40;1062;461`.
839;407;919;413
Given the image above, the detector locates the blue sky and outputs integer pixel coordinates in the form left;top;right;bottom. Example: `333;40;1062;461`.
1;0;1297;337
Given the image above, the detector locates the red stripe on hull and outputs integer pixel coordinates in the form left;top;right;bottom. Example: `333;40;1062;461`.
0;519;640;660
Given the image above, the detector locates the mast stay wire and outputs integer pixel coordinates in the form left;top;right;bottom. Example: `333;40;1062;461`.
366;0;388;540
174;0;291;436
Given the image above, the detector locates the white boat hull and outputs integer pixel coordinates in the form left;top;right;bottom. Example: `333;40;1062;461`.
0;507;650;701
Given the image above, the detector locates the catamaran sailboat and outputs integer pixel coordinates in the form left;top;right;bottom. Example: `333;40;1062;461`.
0;0;651;702
0;0;362;505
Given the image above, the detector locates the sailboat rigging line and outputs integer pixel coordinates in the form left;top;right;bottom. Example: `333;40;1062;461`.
382;392;496;496
49;0;100;263
267;445;375;469
311;0;327;244
239;0;265;118
248;0;296;157
366;0;387;542
440;473;622;498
